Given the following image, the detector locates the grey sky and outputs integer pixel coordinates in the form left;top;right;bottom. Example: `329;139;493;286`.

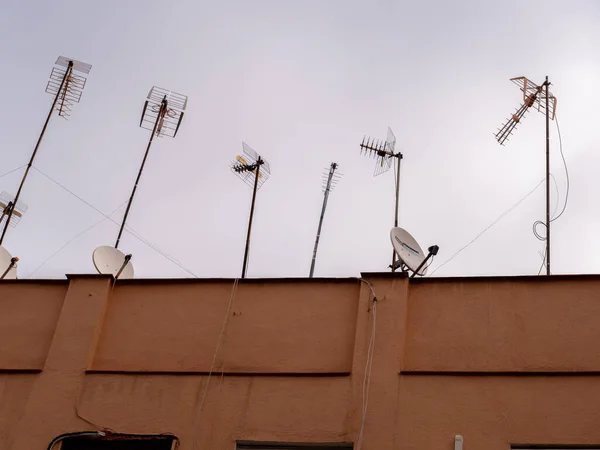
0;0;599;278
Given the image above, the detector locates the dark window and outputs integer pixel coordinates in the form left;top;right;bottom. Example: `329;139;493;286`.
61;436;174;450
237;442;353;450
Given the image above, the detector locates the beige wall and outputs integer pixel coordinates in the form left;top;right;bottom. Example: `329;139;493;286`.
2;274;600;450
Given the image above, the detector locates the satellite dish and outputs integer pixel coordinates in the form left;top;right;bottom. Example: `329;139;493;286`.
92;246;134;279
0;246;17;279
390;227;428;275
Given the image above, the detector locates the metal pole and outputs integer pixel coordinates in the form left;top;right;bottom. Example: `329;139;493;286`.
241;159;262;278
0;62;74;245
391;153;402;271
310;162;337;277
545;76;550;275
115;97;166;249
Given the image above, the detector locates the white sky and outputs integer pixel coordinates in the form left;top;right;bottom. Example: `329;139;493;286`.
0;0;599;279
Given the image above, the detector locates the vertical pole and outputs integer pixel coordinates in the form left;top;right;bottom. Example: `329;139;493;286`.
242;159;262;278
391;153;402;271
310;163;337;277
545;76;550;275
0;62;73;246
115;97;166;249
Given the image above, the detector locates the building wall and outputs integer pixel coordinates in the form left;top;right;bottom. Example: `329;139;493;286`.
2;274;600;450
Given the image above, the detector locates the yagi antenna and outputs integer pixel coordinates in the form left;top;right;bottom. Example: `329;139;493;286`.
92;86;188;279
495;76;556;275
309;162;342;277
359;127;404;270
0;56;90;279
231;142;271;278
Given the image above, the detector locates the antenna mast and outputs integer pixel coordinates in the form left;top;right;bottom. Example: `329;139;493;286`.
495;76;556;275
0;56;91;246
309;162;341;277
114;86;187;249
359;127;403;270
231;143;271;278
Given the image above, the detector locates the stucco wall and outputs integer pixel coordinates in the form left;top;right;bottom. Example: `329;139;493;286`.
91;280;359;373
404;277;600;372
0;281;66;370
3;274;600;450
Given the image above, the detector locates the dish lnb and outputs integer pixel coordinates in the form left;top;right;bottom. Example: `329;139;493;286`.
390;227;439;277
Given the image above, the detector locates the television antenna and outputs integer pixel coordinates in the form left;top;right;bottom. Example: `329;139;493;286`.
495;76;556;275
309;162;341;277
390;227;439;278
0;56;90;278
231;142;271;278
92;86;187;278
359;127;403;270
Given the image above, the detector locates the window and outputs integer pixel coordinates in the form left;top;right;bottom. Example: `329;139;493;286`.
59;435;175;450
237;442;353;450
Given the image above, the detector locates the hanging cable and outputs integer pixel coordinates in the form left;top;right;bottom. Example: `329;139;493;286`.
356;279;378;450
191;278;239;450
24;202;127;278
537;247;547;275
532;113;569;244
430;178;545;276
32;166;199;278
551;114;569;221
0;164;26;179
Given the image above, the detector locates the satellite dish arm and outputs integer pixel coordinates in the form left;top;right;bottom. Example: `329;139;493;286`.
410;245;439;278
1;257;18;280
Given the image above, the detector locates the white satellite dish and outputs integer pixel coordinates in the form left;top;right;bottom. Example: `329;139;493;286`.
390;227;427;275
0;246;17;279
92;246;134;279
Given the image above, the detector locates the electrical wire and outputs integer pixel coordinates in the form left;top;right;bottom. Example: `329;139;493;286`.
531;113;568;275
24;202;128;279
32;166;199;278
537;247;547;275
430;178;545;276
191;278;239;450
551;114;569;222
356;279;378;450
0;164;26;179
357;298;376;450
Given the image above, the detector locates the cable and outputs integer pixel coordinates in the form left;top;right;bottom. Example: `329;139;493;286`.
537;247;547;275
24;202;127;279
191;278;239;450
33;166;109;219
532;113;569;243
0;164;26;179
430;178;545;276
357;294;377;450
551;114;569;222
32;166;199;278
124;225;198;278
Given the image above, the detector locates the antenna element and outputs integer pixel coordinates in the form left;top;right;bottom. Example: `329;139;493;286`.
309;162;341;277
359;127;403;270
495;76;556;275
231;142;271;278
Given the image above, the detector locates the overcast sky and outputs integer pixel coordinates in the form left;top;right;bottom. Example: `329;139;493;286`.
0;0;599;279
